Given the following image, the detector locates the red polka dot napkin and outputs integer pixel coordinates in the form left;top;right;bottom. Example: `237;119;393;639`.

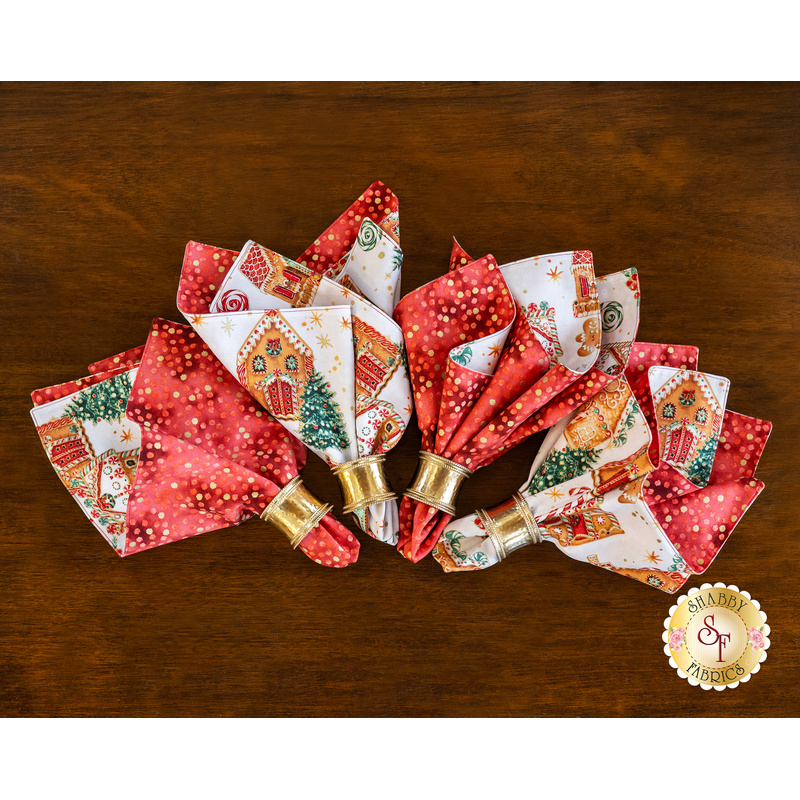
432;342;771;593
31;320;359;566
394;243;640;562
126;319;359;566
176;182;412;545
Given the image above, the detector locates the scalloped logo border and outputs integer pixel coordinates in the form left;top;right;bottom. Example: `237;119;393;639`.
663;582;770;691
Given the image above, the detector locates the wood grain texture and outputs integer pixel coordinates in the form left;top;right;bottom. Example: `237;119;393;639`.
1;82;798;717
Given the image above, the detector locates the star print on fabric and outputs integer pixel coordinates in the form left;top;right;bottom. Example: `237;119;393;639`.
189;314;206;327
544;486;564;501
644;550;662;565
120;428;134;443
546;266;563;283
488;342;504;357
221;318;235;336
174;183;411;548
127;319;359;566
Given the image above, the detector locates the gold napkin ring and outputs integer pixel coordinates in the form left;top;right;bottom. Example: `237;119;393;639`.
331;453;396;514
404;451;473;515
478;491;542;561
260;476;333;549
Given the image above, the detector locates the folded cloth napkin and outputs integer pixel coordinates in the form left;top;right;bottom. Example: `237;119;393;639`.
32;361;144;554
126;319;359;565
31;319;359;566
432;343;771;593
394;243;640;562
177;182;412;545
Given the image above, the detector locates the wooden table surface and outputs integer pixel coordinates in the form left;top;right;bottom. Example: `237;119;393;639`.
1;82;797;717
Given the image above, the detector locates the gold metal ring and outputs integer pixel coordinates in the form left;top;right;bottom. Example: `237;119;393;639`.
260;476;333;548
478;491;542;561
331;453;396;514
404;451;473;515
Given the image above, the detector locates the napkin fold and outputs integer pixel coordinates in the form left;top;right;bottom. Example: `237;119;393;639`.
395;243;640;562
31;320;358;566
32;362;143;554
177;181;412;544
432;343;771;593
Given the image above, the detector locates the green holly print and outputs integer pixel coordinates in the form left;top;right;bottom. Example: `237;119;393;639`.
64;371;133;425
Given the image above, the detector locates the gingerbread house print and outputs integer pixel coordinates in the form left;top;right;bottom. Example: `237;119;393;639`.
564;380;634;451
570;251;600;318
237;311;315;420
81;450;129;512
240;244;319;307
542;507;624;548
587;555;684;593
353;317;401;398
356;397;406;452
373;410;404;451
652;370;724;471
597;340;633;376
591;445;653;502
380;209;400;244
36;416;95;485
118;447;140;486
524;300;563;366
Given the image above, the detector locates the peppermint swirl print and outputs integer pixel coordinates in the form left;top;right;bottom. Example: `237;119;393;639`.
600;300;623;332
218;290;249;312
356;219;380;251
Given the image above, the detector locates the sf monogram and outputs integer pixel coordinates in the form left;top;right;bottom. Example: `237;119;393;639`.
697;614;731;662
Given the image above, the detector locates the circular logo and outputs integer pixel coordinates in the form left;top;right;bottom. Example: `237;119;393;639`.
663;583;769;691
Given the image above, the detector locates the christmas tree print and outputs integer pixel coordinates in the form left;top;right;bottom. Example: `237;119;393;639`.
528;444;602;494
64;371;133;425
685;432;719;487
398;343;409;379
298;368;351;451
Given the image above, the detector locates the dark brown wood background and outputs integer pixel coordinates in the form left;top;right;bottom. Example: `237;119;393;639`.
2;82;797;717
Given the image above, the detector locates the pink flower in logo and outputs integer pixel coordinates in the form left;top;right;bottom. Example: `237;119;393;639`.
219;289;249;312
669;627;685;650
748;627;765;650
